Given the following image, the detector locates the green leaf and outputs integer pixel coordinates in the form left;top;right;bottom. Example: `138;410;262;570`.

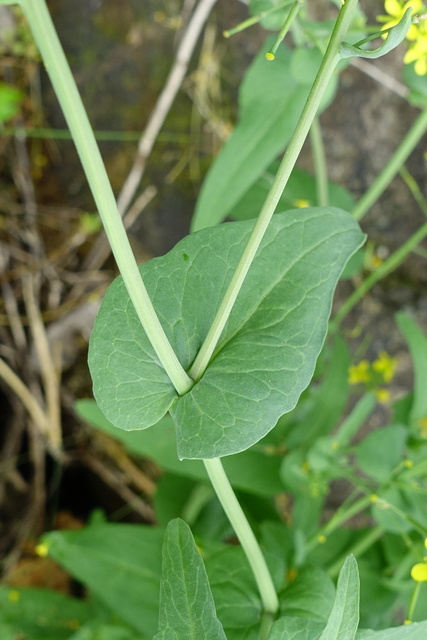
0;586;91;640
89;207;364;459
280;565;335;622
396;313;427;426
355;425;407;482
154;519;226;640
42;522;164;638
230;164;355;223
357;622;427;639
318;555;359;640
75;400;284;496
340;9;412;60
191;41;337;231
205;545;284;639
268;616;323;640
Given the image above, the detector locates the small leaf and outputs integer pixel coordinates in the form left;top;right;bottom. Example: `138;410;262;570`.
154;519;226;640
318;555;359;640
89;207;364;459
340;9;412;60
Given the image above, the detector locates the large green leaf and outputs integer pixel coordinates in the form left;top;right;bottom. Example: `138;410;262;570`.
318;555;359;640
191;41;338;231
89;208;363;459
41;523;164;638
154;519;226;640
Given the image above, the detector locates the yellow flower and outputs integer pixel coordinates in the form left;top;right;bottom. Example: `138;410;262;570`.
348;360;370;384
404;20;427;74
378;1;424;39
372;351;397;383
374;388;391;403
411;562;427;581
293;199;310;209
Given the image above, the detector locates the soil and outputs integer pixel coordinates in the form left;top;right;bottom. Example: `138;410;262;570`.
0;0;426;591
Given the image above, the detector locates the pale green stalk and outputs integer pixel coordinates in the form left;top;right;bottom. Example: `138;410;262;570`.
189;0;359;382
310;116;329;206
19;0;193;396
203;458;279;618
352;108;427;221
266;0;302;61
332;221;427;328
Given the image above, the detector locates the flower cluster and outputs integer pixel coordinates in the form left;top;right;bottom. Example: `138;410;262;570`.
348;351;398;402
377;0;427;75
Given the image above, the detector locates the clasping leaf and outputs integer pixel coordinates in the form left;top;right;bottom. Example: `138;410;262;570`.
340;9;412;60
89;208;364;459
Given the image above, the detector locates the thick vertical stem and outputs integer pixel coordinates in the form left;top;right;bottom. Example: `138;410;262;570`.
20;0;193;395
203;458;279;617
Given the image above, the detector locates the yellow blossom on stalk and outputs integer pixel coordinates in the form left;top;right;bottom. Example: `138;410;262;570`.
348;351;397;402
348;360;370;384
374;388;391;403
372;351;398;383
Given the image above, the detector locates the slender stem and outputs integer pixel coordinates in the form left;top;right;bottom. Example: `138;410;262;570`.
400;165;427;218
203;458;279;616
266;0;302;61
332;221;427;329
20;0;193;396
189;0;359;382
224;0;295;38
352;108;427;221
407;582;421;623
310;117;329;206
306;493;372;553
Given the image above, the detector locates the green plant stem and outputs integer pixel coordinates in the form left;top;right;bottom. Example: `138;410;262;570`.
189;0;359;382
400;165;427;218
306;493;372;554
203;458;279;618
332;221;427;329
266;0;302;61
407;582;422;623
20;0;193;396
352;108;427;221
224;0;295;38
310;117;328;206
